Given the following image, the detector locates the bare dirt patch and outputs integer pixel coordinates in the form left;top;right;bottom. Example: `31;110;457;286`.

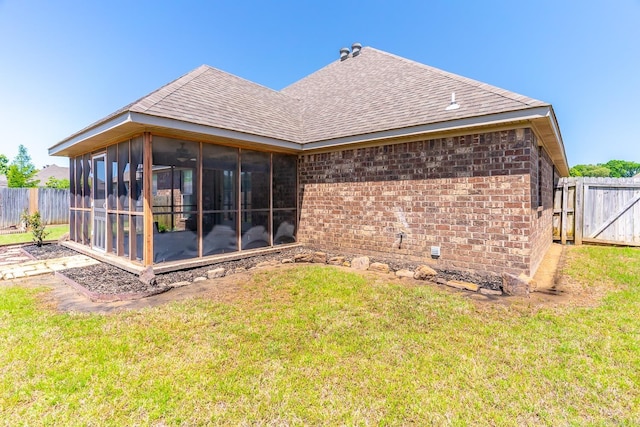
506;245;616;311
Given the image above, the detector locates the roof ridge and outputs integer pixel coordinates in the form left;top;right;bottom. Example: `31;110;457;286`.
365;47;548;107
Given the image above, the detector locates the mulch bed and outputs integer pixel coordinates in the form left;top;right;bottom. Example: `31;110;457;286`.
21;243;503;297
21;244;309;296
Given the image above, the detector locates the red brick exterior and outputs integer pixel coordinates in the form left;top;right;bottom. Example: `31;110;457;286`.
297;128;555;276
529;144;558;275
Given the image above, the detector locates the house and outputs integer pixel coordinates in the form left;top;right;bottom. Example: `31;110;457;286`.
49;44;568;276
35;164;70;186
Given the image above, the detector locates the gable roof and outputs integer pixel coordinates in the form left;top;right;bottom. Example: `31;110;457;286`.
50;45;568;174
34;164;69;184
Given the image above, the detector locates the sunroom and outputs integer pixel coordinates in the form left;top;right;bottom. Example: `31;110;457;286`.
63;133;297;272
48;63;306;273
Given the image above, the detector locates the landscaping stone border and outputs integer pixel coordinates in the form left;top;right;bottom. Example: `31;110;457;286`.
288;250;538;297
54;271;171;303
17;244;536;300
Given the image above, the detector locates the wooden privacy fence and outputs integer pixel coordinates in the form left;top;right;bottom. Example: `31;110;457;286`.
0;188;69;232
554;177;640;246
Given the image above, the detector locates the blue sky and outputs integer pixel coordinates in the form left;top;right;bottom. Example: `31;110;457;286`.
1;0;639;169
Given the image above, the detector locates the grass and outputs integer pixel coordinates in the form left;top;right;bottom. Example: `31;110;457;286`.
0;224;69;246
1;246;639;425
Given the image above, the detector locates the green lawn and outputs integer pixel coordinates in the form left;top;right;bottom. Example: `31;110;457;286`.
0;224;69;246
1;246;639;425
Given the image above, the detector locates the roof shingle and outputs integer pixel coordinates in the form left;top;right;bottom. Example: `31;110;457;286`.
56;45;552;147
282;47;548;143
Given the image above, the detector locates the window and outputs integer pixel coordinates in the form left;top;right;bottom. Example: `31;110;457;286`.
151;137;199;262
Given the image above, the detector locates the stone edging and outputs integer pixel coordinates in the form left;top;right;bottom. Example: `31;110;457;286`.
289;251;537;297
20;246;38;261
54;271;171;303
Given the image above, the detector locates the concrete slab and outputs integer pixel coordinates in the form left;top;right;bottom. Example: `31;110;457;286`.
532;243;564;291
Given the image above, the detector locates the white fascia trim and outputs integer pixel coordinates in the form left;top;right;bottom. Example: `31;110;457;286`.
301;106;553;151
545;107;567;160
50;106;557;157
49;111;304;156
48;112;133;155
130;112;303;151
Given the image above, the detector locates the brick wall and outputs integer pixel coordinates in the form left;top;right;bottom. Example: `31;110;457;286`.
298;128;553;276
529;145;556;275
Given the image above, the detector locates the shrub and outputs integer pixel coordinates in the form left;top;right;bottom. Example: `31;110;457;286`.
21;210;50;247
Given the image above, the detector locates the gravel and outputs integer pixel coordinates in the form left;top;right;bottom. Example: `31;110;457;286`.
21;244;77;260
22;243;503;296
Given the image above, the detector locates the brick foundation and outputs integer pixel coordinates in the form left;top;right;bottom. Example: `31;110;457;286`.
298;128;555;276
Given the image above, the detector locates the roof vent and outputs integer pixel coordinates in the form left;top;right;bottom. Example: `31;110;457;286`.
339;47;350;61
445;92;460;111
351;42;362;57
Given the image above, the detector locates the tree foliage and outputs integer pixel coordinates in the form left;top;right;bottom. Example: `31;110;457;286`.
0;154;8;176
7;145;39;188
569;164;611;177
604;160;640;178
44;177;70;189
569;160;640;178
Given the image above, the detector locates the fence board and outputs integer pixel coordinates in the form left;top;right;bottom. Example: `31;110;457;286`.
555;177;640;246
0;188;29;231
0;188;69;232
38;188;70;225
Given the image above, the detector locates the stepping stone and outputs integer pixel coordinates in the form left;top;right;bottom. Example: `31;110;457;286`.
207;268;225;279
351;256;370;270
25;269;51;276
414;265;437;280
170;281;191;288
447;280;479;292
369;262;390;273
479;288;502;296
395;269;415;278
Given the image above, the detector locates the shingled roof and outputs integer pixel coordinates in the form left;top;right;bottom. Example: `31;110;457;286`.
282;47;549;143
50;45;568;174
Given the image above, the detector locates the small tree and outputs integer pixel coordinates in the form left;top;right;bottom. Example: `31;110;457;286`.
44;176;70;189
21;210;50;247
7;145;39;188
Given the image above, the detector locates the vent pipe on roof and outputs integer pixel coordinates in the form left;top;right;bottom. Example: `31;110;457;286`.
351;42;362;57
340;47;350;61
445;92;460;111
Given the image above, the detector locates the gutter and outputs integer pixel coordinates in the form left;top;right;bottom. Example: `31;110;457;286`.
301;106;556;151
49;106;568;174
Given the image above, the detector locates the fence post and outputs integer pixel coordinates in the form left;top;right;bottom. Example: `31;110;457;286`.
561;180;569;245
29;188;38;215
574;179;583;245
